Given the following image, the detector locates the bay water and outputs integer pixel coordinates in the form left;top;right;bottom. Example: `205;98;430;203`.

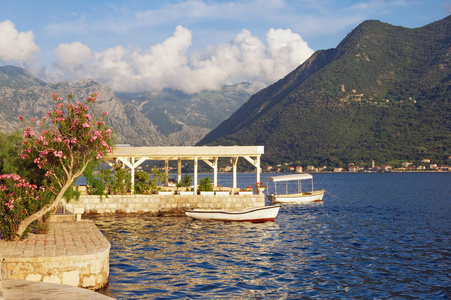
94;172;450;299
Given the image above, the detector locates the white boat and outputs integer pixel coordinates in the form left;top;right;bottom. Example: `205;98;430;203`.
185;205;281;223
266;174;325;204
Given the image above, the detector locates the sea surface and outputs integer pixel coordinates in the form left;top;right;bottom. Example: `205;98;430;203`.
94;172;451;299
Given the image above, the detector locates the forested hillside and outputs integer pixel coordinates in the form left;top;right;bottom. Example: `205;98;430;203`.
198;16;451;167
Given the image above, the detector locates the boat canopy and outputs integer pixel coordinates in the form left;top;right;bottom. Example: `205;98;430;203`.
266;173;313;182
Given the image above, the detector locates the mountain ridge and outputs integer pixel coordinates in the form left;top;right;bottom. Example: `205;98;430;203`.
0;66;251;146
198;16;451;166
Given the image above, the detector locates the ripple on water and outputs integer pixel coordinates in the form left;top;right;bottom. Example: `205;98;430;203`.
94;173;451;299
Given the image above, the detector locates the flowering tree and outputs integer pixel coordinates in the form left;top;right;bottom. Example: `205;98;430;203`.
0;93;113;240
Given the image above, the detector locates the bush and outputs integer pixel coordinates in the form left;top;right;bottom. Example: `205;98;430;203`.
199;176;213;191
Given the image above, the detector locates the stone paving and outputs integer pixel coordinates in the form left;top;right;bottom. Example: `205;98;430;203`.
0;221;110;259
0;219;114;299
1;279;113;300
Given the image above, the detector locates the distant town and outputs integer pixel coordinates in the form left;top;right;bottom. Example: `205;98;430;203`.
260;158;451;173
138;158;451;174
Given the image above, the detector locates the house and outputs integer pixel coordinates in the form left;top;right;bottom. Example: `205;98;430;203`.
430;164;438;169
295;166;303;173
381;165;392;172
220;165;232;172
288;166;295;172
417;165;426;170
402;162;413;168
349;166;360;173
372;166;381;172
421;159;431;163
334;168;344;172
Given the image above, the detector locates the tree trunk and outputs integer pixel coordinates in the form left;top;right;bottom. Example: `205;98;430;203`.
13;178;74;240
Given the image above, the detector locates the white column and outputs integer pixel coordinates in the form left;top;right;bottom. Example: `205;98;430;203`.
232;157;238;188
177;158;182;184
256;155;261;184
194;157;198;194
164;159;169;186
130;157;135;194
213;157;218;187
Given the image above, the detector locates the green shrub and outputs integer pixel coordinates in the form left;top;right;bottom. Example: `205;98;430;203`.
199;176;213;191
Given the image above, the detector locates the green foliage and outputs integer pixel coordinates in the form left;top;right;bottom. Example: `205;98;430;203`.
110;168;131;194
149;168;167;193
199;176;213;192
134;171;151;194
133;168;167;194
180;174;192;187
83;162;107;196
62;182;81;203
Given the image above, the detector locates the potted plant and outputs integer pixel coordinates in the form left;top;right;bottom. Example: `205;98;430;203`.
239;185;254;195
215;184;229;195
199;176;214;195
178;174;194;195
255;182;267;195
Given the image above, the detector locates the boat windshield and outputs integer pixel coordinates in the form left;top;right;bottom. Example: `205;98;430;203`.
266;174;314;195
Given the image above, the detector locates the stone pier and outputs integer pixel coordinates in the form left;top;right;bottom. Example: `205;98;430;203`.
0;221;110;291
65;194;266;215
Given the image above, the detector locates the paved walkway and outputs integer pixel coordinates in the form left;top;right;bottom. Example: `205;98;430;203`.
0;218;114;299
1;279;113;300
0;220;110;258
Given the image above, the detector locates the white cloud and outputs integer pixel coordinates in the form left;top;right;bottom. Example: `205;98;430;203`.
0;20;39;64
51;25;314;94
54;42;92;72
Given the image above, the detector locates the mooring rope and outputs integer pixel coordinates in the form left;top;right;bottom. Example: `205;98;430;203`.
325;190;345;200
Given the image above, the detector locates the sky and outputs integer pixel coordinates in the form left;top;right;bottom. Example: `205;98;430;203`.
0;0;449;94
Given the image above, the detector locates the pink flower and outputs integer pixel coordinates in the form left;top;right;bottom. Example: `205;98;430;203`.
82;122;90;128
102;111;108;116
96;152;103;159
18;115;23;120
53;151;63;158
71;137;77;144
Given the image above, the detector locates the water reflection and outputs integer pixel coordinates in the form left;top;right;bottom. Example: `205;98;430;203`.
95;216;291;299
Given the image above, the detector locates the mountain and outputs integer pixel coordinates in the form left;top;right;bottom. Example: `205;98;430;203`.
0;65;46;89
115;84;251;144
198;16;451;167
0;66;251;146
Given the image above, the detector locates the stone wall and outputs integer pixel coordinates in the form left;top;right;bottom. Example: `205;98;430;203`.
65;194;266;215
2;247;109;290
0;221;110;291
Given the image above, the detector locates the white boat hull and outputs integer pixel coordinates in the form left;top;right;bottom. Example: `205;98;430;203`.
185;205;281;223
270;190;325;204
